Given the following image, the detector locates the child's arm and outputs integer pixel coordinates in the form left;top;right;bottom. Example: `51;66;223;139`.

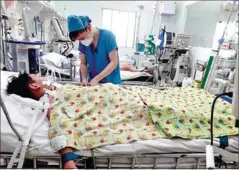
47;95;55;120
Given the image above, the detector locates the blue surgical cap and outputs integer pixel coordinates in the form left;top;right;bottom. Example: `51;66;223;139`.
67;15;91;32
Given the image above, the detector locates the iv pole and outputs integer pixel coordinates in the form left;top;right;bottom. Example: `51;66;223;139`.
135;5;144;51
0;1;7;67
232;11;238;119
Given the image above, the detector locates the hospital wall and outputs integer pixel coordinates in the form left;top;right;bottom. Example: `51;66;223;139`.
184;1;237;48
182;1;237;76
53;1;178;56
174;1;198;34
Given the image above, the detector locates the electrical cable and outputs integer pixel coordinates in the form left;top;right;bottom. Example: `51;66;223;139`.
210;92;233;146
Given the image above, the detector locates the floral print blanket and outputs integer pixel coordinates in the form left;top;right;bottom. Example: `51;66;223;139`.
49;83;238;150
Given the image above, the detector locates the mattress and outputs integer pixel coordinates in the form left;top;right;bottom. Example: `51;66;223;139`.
2;102;238;157
3;125;239;158
1;71;238;158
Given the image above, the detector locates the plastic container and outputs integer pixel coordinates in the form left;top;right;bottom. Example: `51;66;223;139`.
182;77;193;88
193;80;202;88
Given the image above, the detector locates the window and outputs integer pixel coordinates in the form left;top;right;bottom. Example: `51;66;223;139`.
102;8;137;48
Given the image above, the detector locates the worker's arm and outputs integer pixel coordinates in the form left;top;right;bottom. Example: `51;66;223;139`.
94;49;118;82
80;53;88;82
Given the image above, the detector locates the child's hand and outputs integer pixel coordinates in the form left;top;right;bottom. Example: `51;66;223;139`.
49;86;57;91
49;95;55;104
44;85;57;91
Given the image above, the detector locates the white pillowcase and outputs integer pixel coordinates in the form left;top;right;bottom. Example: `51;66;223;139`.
0;71;51;153
1;71;19;90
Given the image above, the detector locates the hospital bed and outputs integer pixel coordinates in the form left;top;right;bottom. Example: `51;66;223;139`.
120;58;155;86
1;71;238;169
39;52;81;81
40;53;154;84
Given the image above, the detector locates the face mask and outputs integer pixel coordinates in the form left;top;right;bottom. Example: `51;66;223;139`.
81;37;93;46
81;31;93;46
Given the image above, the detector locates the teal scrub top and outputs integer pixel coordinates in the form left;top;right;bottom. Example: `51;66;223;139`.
79;29;121;84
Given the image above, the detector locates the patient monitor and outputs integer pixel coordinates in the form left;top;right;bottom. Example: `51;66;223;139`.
174;34;191;49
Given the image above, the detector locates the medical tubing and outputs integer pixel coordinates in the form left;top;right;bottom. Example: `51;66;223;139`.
6;94;48;145
32;105;49;134
210;92;233;146
6;142;22;168
23;107;40;145
25;93;49;144
2;94;48;168
32;94;50;133
17;145;28;168
0;95;23;142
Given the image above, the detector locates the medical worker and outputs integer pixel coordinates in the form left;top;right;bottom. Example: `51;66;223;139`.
67;15;121;86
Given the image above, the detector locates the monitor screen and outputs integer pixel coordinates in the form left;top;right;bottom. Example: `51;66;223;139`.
166;32;175;46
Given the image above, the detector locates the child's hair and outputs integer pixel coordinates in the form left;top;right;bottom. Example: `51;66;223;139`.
6;73;37;100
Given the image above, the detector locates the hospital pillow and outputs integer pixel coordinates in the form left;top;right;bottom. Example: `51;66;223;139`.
0;72;50;153
1;71;19;90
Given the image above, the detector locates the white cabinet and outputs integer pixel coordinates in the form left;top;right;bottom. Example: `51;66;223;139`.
159;1;176;16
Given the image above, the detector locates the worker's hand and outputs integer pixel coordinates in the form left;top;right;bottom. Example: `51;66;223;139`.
89;77;100;86
81;79;88;86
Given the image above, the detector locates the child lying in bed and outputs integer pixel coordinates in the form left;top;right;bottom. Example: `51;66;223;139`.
6;73;238;169
6;73;80;169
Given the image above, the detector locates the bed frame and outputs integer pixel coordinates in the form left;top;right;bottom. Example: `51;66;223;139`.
1;152;238;169
1;81;238;169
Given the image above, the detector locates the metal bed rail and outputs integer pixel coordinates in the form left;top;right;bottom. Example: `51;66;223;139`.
1;152;238;169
